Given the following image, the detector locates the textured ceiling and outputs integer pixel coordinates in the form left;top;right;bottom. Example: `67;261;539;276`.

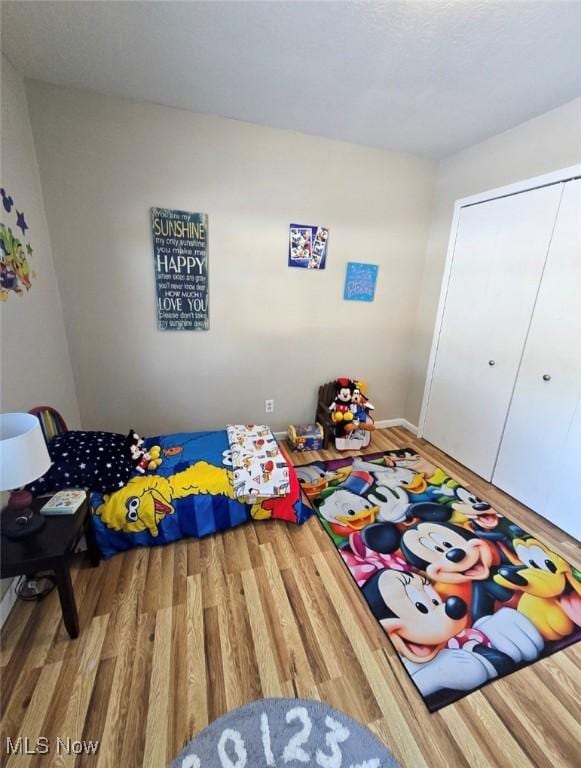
2;1;581;158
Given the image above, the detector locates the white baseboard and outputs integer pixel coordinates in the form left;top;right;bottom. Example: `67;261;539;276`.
274;417;418;440
374;418;419;435
0;578;18;630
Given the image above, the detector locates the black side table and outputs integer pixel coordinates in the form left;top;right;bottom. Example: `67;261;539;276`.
0;495;100;639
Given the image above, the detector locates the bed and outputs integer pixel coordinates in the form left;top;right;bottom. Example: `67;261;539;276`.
28;409;311;559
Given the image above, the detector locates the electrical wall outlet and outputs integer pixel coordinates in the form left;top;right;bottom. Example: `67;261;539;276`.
265;399;274;413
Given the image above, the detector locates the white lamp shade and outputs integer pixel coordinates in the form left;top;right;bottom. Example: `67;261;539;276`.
0;413;52;491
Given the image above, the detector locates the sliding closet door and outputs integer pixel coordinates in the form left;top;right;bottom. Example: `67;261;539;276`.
423;183;563;480
493;179;581;533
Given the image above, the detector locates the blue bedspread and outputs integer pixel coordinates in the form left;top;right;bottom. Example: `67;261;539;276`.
90;430;310;558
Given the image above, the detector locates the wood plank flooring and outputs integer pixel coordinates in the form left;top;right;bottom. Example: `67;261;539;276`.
1;428;580;767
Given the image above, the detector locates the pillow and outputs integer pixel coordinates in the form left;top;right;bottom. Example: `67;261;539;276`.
27;430;135;495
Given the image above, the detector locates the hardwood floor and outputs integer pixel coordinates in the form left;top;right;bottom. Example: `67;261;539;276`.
1;428;580;767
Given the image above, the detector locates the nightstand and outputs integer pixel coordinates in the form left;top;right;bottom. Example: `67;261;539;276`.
0;495;100;638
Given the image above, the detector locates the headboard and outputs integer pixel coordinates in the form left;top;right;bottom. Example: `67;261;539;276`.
29;406;68;444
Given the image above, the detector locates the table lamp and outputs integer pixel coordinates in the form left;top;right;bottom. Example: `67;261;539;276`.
0;413;52;539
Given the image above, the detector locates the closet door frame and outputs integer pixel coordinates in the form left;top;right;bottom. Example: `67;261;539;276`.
418;164;581;446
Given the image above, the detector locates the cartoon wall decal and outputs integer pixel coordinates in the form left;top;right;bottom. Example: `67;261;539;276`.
15;209;28;237
1;188;14;213
0;189;35;301
304;449;581;711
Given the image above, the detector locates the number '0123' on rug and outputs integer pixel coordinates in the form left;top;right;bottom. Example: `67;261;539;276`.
296;449;581;712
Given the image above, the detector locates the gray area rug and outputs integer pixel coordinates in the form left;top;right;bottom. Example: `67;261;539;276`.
172;698;399;767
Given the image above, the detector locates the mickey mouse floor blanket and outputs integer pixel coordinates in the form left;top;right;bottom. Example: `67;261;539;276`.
297;449;581;712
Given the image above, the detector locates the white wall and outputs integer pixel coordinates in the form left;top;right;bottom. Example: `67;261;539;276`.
0;56;80;605
26;80;437;435
0;56;80;428
406;97;581;424
9;72;578;437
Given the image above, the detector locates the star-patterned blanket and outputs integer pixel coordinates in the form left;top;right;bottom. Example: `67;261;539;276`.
27;430;135;496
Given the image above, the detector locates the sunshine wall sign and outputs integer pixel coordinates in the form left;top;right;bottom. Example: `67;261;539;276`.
151;207;209;330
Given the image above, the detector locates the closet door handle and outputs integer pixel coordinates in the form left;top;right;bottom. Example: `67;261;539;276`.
488;360;496;366
542;374;551;381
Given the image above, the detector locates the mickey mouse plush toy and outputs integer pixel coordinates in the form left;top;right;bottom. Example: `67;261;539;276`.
329;378;355;429
126;429;163;474
345;380;376;434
